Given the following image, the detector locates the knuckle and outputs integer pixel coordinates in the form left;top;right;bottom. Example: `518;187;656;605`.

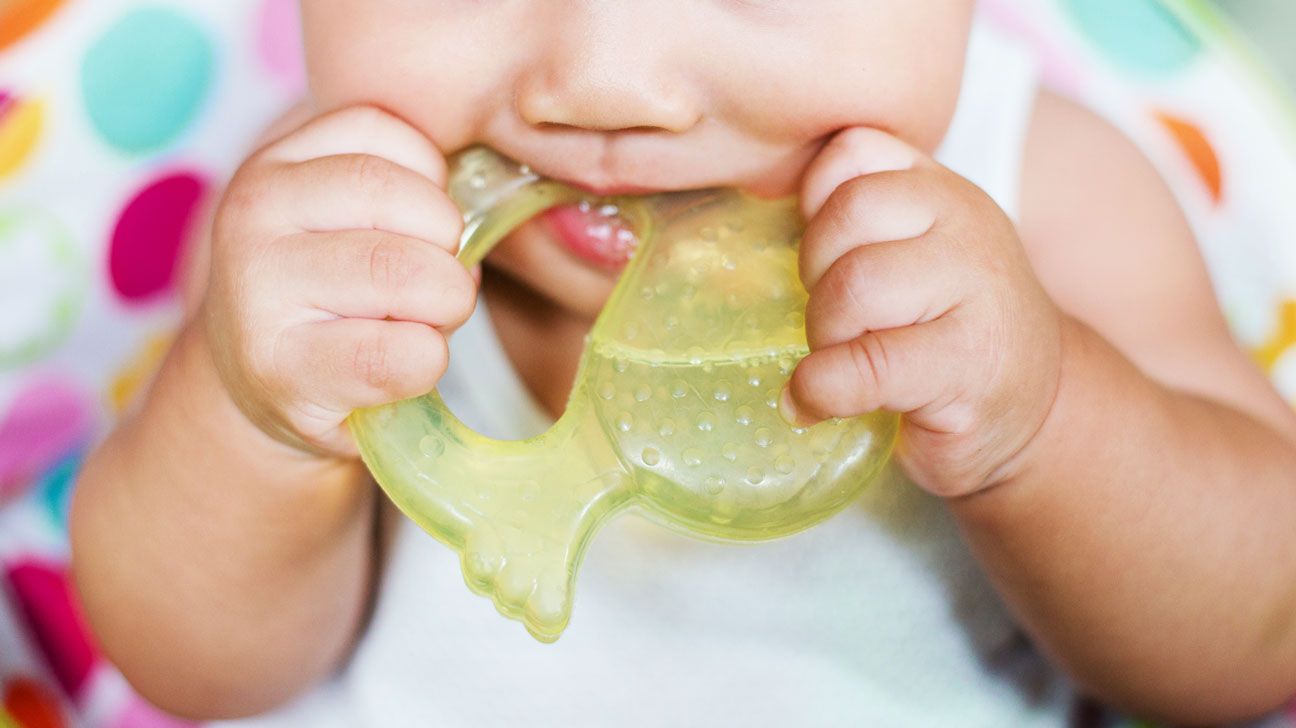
422;329;451;384
832;176;874;219
838;247;878;288
432;191;466;244
847;334;889;392
249;327;290;391
281;400;341;446
442;264;478;324
220;165;273;222
353;332;394;391
830;127;892;159
343;104;397;135
368;238;418;292
385;326;448;397
826;251;875;319
802;293;832;349
962;177;999;212
351;154;397;199
942;175;996;223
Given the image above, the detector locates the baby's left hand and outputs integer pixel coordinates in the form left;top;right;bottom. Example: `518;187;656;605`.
783;128;1065;498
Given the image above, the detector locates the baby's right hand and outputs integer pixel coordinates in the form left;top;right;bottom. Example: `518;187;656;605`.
203;106;474;456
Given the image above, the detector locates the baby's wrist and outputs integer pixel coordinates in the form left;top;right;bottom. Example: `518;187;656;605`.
976;316;1077;493
957;317;1144;509
168;318;348;472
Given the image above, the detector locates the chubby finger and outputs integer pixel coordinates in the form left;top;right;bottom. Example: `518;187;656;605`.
270;230;477;328
262;105;448;186
805;239;964;350
253;153;464;252
800;127;925;220
799;169;945;291
276;318;450;415
782;316;964;425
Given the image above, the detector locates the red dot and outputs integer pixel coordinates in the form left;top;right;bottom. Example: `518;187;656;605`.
6;560;99;700
3;676;66;728
109;171;208;302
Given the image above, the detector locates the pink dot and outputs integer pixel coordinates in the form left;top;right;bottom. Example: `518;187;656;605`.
108;171;208;302
0;377;91;499
5;559;98;700
258;0;306;93
111;697;197;728
979;0;1085;95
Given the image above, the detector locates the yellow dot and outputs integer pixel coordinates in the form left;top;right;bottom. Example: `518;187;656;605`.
1255;301;1296;374
0;97;44;181
109;332;173;413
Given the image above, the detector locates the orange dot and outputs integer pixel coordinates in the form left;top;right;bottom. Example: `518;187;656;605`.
2;677;64;728
1156;111;1223;204
0;0;67;53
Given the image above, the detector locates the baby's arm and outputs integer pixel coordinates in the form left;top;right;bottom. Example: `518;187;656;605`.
783;92;1296;723
958;92;1296;721
71;106;473;719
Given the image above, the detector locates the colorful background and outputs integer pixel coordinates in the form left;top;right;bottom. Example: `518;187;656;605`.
0;1;1293;726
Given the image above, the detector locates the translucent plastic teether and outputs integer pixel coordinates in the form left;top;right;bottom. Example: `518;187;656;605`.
350;148;897;642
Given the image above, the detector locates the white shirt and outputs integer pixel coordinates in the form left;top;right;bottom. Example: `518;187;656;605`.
221;22;1068;728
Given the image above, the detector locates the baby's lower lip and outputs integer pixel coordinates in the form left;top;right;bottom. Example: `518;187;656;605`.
542;202;639;271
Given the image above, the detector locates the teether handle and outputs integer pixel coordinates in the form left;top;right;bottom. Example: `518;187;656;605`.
447;147;583;268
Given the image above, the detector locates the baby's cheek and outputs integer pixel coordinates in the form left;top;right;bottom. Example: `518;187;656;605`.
299;4;498;150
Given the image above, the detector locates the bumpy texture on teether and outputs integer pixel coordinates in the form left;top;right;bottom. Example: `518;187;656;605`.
350;148;897;642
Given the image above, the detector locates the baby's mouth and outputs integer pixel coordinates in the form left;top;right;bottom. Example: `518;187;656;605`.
541;201;640;271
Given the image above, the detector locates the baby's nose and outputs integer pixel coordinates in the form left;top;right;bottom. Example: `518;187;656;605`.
514;7;700;134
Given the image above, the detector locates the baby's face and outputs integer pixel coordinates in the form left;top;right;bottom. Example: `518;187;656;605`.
300;1;976;315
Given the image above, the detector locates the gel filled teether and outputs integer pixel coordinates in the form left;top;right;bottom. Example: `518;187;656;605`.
350;148;897;642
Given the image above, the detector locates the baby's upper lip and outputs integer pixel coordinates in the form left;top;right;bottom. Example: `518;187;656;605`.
559;179;661;197
502;149;681;197
530;166;664;197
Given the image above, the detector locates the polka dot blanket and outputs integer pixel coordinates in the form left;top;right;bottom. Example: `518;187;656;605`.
0;1;1292;725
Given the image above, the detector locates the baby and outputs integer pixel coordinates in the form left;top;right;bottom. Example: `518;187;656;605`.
69;1;1296;725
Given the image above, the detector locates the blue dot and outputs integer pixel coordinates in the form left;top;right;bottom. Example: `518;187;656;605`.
81;7;215;153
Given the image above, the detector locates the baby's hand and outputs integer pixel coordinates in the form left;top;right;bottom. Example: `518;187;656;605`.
204;106;474;456
783;128;1064;497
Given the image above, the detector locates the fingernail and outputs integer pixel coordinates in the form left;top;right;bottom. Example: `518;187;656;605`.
778;387;818;428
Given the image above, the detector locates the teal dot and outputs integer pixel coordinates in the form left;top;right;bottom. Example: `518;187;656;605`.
1063;0;1202;77
38;450;84;531
81;7;215;153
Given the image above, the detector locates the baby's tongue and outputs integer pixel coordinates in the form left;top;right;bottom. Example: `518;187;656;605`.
542;201;639;270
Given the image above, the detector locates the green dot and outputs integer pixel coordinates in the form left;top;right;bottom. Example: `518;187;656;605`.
82;8;216;153
1063;0;1202;77
0;208;84;370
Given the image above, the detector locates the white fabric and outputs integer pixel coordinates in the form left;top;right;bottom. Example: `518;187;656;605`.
220;21;1068;728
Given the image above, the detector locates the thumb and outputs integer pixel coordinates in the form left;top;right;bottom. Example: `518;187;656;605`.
800;127;925;220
